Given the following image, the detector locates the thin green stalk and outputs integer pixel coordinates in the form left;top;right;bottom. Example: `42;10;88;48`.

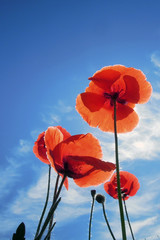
102;202;116;240
47;174;60;240
35;197;61;240
123;197;135;240
44;222;56;240
35;174;66;240
54;173;67;201
113;100;127;240
34;164;51;239
88;191;96;240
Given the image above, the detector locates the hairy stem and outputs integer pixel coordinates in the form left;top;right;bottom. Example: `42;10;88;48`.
88;193;95;240
113;100;127;240
47;174;60;240
123;197;135;240
102;202;116;240
34;164;51;239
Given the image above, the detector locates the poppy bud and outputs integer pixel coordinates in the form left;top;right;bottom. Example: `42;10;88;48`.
91;190;96;198
96;194;105;203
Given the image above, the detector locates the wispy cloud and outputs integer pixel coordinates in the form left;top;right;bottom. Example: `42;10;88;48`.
0;157;21;198
41;100;74;125
55;100;73;113
42;113;61;125
16;139;32;155
132;216;158;235
151;51;160;68
151;51;160;79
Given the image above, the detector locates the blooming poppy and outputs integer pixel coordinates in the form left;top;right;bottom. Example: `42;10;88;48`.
45;132;115;188
33;126;71;164
104;171;140;200
76;65;152;133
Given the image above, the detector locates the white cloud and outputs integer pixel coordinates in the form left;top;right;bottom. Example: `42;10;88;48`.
56;206;90;222
27;169;51;200
17;139;32;155
132;216;157;235
56;100;73;113
61;185;90;205
126;192;158;216
41;100;74;125
42;113;61;125
0;157;21;198
151;52;160;68
31;129;43;139
151;51;160;78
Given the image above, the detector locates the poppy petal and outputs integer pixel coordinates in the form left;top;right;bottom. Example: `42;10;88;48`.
64;155;115;176
68;156;115;187
76;92;105;112
110;76;126;95
88;67;121;91
122;171;140;197
85;80;105;95
116;104;139;133
122;75;140;103
45;127;64;165
56;126;71;139
33;132;50;164
53;133;103;164
123;67;152;104
104;181;118;199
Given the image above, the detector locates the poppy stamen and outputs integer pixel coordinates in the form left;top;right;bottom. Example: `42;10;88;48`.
104;89;126;106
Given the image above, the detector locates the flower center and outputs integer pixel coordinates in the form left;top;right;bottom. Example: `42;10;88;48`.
104;90;126;106
115;187;128;198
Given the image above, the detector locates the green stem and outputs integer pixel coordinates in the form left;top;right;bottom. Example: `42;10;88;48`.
44;222;56;240
102;202;116;240
34;164;51;239
47;174;60;240
123;197;135;240
113;100;127;240
88;194;95;240
54;173;67;201
35;174;66;240
35;197;61;240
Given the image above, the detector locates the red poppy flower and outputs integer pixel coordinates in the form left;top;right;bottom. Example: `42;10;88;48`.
45;132;115;188
104;171;140;200
76;65;152;133
33;126;71;164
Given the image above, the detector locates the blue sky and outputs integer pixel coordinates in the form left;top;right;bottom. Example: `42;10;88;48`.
1;0;160;239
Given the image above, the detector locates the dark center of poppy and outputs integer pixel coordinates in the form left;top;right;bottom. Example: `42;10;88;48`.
104;90;126;106
62;161;82;179
115;187;128;198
